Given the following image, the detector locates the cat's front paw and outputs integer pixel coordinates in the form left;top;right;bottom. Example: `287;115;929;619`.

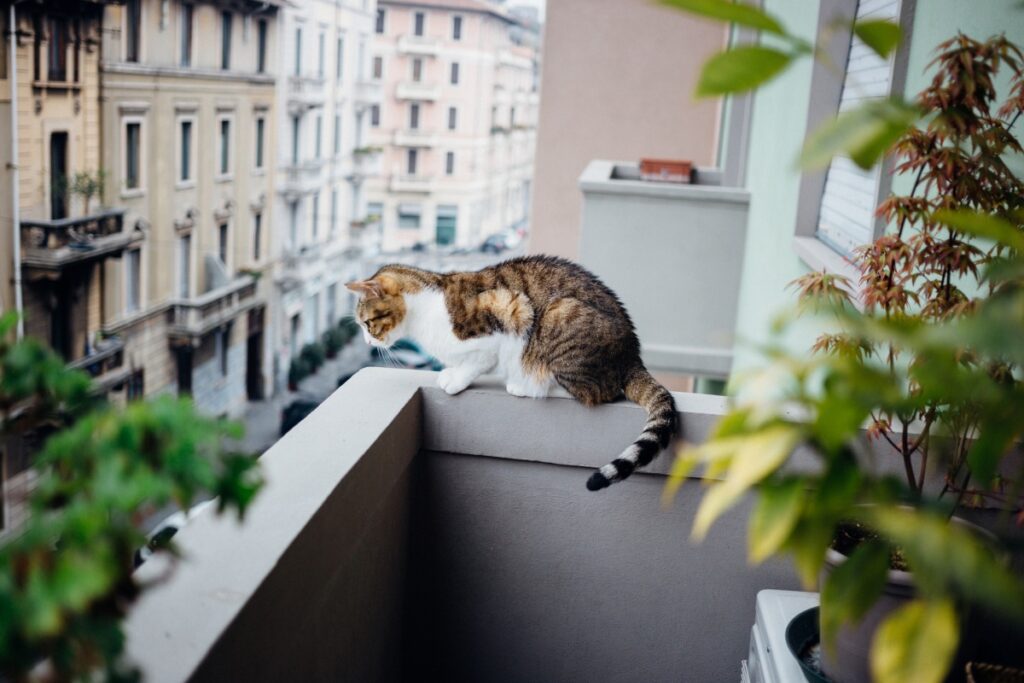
438;368;471;395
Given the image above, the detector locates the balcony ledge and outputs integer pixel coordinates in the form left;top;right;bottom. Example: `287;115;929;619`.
122;368;815;682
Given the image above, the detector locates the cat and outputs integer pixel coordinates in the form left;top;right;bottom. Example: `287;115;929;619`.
346;255;677;491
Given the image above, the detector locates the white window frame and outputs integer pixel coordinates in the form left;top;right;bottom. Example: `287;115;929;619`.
124;246;144;315
178;2;195;68
120;115;146;198
215;112;235;181
254;113;267;173
791;0;915;283
175;113;197;188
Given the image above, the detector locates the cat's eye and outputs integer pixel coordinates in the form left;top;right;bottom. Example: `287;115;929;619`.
365;314;389;324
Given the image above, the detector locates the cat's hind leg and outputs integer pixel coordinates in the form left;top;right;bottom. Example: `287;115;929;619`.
437;350;496;395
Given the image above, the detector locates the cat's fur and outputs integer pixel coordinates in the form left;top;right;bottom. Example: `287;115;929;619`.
346;255;677;490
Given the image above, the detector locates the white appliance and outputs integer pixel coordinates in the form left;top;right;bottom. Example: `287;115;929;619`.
742;589;820;683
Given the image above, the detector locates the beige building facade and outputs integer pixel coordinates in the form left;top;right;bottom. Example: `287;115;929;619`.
528;0;727;259
98;0;281;417
367;0;538;251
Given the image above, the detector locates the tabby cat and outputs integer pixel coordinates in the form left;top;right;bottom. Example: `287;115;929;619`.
346;255;677;490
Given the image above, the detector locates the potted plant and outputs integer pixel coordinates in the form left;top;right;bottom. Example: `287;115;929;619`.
300;342;326;373
0;313;262;679
288;355;311;391
659;3;1024;682
322;326;345;359
68;169;106;216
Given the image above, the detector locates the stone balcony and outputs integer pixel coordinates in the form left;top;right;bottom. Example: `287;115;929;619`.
392;128;438;147
123;368;800;681
19;208;143;275
287;74;326;113
395;81;440;101
353;79;383;108
167;276;259;343
279;160;324;199
396;35;442;56
389;174;433;193
67;334;131;392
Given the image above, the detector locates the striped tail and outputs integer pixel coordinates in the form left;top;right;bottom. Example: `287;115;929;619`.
586;365;678;491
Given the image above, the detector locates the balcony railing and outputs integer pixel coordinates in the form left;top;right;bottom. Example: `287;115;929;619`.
354;79;383;107
20;209;141;271
279;160;324;197
396;34;441;56
67;335;131;391
121;369;805;681
389;174;433;193
392;128;438;147
167;276;259;342
395;81;440;101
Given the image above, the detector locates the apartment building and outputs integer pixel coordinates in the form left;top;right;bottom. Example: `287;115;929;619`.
273;0;380;394
367;0;539;251
97;0;281;417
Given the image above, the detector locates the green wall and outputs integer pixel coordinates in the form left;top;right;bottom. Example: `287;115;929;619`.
730;0;1024;374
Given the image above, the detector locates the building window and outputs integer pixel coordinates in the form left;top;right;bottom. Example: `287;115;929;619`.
294;27;302;76
412;57;422;82
253;212;262;261
314;115;322;158
375;8;385;34
48;18;68;80
436;205;457;245
342;35;350;80
327;283;338;326
49;132;69;219
291;116;300;164
218;328;230;377
289;202;299;248
255;117;266;170
257;19;268;73
367;202;383;225
398;205;421;229
124;1;141;63
178;118;194;183
333;114;341;156
358;37;366;80
448;106;457;131
218;222;229;266
413;12;425;37
178;234;191;298
450;61;459;85
0;12;7;80
126;248;141;313
180;3;193;67
311;193;320;240
318;31;325;78
330;188;338;235
217;117;232;177
370;104;380;127
124;120;142;191
289;315;300;358
510;106;516;127
452;15;462;41
406;148;418;175
127;370;145;401
409;103;420;130
372;55;383;80
445;151;454;175
220;11;232;70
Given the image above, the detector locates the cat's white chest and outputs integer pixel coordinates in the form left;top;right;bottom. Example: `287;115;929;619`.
402;289;523;374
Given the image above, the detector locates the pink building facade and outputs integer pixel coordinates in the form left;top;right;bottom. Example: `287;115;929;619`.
367;0;538;250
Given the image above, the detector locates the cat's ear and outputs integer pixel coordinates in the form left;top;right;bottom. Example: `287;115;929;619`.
346;279;384;299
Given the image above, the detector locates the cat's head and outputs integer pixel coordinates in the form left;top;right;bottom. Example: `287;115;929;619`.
345;273;409;347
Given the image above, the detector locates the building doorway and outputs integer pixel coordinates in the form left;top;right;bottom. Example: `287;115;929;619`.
50;132;68;219
246;307;265;400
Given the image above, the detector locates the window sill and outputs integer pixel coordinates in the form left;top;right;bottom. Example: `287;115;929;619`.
215;174;234;184
121;188;146;199
252;168;266;177
792;236;862;302
33;80;82;91
175;180;197;191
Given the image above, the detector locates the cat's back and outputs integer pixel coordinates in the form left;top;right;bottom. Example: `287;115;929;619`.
491;255;627;312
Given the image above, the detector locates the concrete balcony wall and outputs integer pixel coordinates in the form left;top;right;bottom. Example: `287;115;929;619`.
395;82;441;101
124;369;799;682
578;160;751;378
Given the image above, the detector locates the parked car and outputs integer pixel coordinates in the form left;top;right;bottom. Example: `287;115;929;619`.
279;397;320;436
480;230;522;254
368;338;444;371
134;500;214;568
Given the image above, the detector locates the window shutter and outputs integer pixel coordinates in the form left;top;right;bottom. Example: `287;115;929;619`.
816;0;901;256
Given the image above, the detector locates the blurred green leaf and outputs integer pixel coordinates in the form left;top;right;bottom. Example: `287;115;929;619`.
820;540;890;652
853;19;902;59
800;98;921;169
696;47;794;97
933;209;1024;252
659;0;787;35
870;599;958;683
749;479;805;563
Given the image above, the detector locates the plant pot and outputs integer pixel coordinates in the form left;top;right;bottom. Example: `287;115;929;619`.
819;515;993;683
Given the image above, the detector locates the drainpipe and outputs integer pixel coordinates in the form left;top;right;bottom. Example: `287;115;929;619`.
8;2;23;339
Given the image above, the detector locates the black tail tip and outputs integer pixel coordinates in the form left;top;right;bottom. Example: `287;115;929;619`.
586;472;611;491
